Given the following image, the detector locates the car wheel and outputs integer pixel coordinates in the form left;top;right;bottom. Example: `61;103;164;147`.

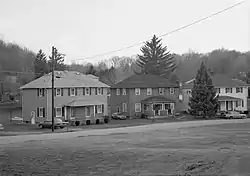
86;120;91;125
60;126;64;129
230;116;233;119
39;125;43;129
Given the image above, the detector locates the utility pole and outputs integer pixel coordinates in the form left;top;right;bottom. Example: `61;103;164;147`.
51;46;55;132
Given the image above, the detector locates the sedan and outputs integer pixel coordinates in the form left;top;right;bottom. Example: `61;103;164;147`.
111;112;127;120
223;111;247;119
38;118;68;129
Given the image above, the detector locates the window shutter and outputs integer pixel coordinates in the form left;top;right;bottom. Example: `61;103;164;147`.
62;107;65;117
101;88;103;95
102;104;104;113
54;88;56;96
61;88;63;96
95;105;97;113
89;88;91;95
42;89;45;96
37;107;39;117
43;108;45;117
37;89;39;97
83;88;85;95
75;88;78;96
95;88;97;95
68;88;70;96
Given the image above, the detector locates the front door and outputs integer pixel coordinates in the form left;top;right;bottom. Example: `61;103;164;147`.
154;104;161;116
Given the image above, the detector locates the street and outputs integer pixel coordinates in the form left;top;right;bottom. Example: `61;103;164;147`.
1;119;250;175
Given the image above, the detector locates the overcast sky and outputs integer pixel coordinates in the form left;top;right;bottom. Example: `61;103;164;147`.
0;0;249;64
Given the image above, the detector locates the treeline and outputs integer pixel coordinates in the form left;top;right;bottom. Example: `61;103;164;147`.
1;38;250;95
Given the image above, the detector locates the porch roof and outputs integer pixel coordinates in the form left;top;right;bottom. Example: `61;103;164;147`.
141;96;175;104
66;99;101;107
218;96;242;101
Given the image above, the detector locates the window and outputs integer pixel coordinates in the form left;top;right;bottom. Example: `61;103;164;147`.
236;87;243;93
97;87;102;95
135;103;141;112
242;100;244;107
135;88;140;95
117;106;121;113
186;90;191;94
164;103;171;110
144;104;150;111
215;88;220;94
122;88;126;95
116;88;120;95
85;87;90;95
147;88;152;95
70;107;75;117
97;105;102;113
38;88;45;97
86;106;91;116
225;88;232;93
55;107;62;117
38;107;45;117
122;103;127;112
70;88;76;96
159;88;164;95
56;88;62;96
170;88;175;94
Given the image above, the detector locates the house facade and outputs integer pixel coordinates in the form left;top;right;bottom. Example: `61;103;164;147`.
110;74;182;118
182;74;249;112
20;71;109;124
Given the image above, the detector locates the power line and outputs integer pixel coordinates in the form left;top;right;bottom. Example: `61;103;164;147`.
69;0;247;61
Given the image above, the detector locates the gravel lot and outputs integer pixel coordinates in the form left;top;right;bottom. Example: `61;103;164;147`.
1;119;250;175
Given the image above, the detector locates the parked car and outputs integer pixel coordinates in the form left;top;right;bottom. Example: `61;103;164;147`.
222;111;247;119
10;116;23;123
111;112;127;120
38;118;68;129
0;124;4;131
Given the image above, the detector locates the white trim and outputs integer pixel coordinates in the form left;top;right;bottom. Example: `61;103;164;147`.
122;88;126;95
135;103;141;112
116;88;120;95
146;88;152;95
38;107;44;118
46;89;49;120
122;103;127;112
135;88;140;96
170;88;175;94
97;105;102;113
97;87;102;95
159;88;164;95
56;88;61;96
55;107;62;117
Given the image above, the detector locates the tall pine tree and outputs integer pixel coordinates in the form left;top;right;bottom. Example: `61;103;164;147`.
34;49;49;79
188;62;219;118
135;35;176;76
48;47;67;71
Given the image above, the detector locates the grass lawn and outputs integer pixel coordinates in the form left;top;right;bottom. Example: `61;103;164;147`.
1;122;250;175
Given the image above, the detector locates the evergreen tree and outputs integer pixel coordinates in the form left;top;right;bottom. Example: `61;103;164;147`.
48;48;67;71
34;49;49;79
135;35;176;76
188;62;219;118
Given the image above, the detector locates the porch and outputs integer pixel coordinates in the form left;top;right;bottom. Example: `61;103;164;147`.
141;96;175;117
63;99;105;124
218;96;243;111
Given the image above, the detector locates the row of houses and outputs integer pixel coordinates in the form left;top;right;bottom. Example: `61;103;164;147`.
19;71;249;124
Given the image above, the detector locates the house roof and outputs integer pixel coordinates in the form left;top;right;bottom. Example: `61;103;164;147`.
141;96;175;103
111;74;179;89
20;71;109;89
218;96;242;101
66;99;102;107
183;74;248;89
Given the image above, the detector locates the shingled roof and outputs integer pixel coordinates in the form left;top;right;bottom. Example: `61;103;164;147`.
111;74;179;89
183;74;248;89
20;71;109;89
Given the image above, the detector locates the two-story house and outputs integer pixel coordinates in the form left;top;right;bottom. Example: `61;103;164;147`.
110;74;181;118
20;71;110;125
182;74;249;112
